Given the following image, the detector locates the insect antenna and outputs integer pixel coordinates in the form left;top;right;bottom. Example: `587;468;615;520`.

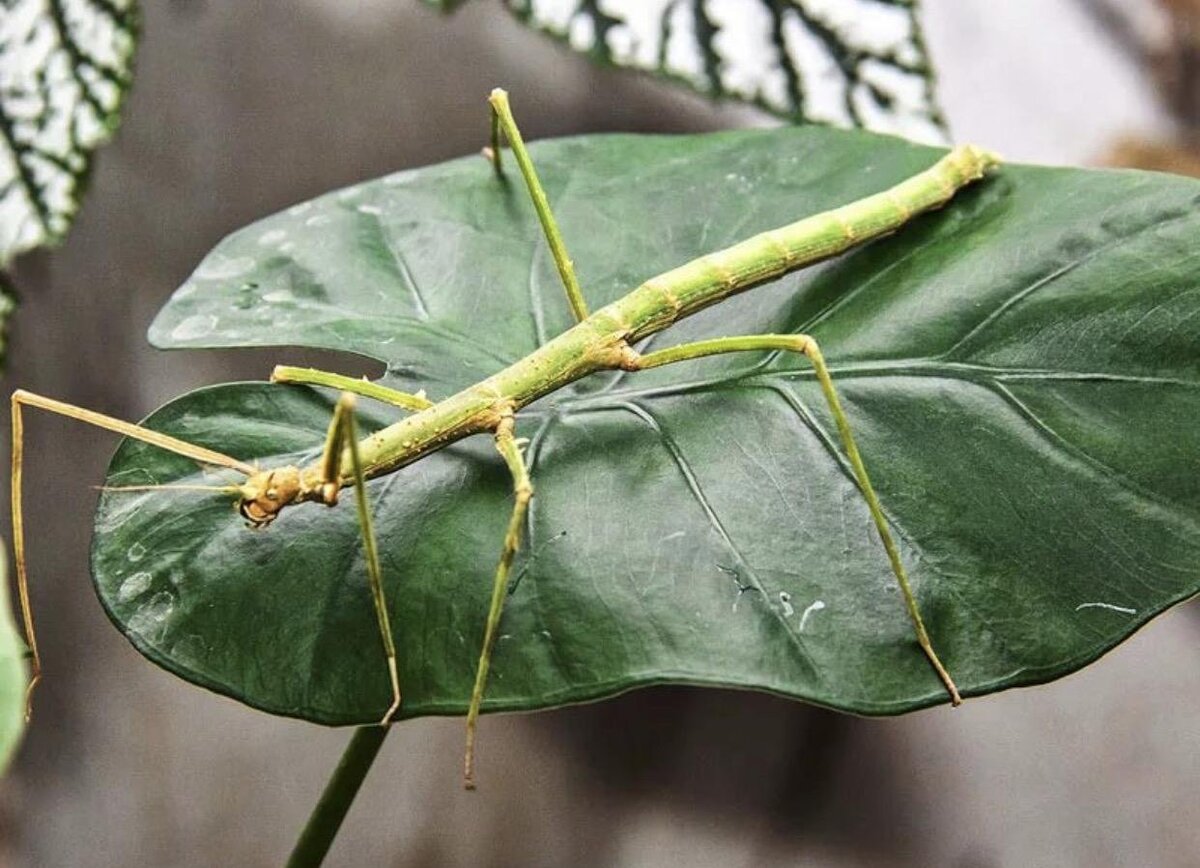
94;483;245;494
11;389;254;720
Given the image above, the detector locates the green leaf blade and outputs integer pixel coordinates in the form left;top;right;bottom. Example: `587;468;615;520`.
0;553;28;772
99;126;1200;724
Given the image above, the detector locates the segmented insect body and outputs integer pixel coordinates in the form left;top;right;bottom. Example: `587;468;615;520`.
11;89;999;788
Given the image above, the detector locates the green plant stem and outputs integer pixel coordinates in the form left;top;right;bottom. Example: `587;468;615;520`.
287;726;390;868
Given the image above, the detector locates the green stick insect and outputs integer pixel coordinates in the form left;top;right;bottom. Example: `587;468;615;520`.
11;90;998;788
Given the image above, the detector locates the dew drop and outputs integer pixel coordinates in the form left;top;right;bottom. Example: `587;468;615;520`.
257;229;287;246
196;254;255;280
118;571;152;603
127;542;146;562
170;314;218;341
233;283;258;310
170;634;207;664
128;591;175;639
779;591;794;617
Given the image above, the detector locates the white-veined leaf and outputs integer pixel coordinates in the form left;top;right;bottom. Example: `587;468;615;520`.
0;0;138;265
428;0;945;142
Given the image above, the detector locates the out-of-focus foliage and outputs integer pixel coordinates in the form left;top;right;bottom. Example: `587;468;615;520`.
427;0;946;142
0;0;138;268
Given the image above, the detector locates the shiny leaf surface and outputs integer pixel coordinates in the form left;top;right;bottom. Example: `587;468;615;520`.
92;126;1200;724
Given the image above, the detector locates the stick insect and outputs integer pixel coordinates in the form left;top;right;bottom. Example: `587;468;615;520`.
11;89;998;788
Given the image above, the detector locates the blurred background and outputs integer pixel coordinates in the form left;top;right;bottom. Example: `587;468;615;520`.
3;0;1200;865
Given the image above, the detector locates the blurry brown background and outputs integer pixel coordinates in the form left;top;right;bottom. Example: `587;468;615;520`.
3;1;1199;865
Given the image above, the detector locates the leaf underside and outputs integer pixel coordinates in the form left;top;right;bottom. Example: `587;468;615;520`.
0;0;138;265
426;0;946;143
91;126;1200;726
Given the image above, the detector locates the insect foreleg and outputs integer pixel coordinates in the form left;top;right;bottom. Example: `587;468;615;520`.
323;393;402;726
487;88;591;324
271;366;433;414
619;336;962;706
463;408;532;790
10;390;256;719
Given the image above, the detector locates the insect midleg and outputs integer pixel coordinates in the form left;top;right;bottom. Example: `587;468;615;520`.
323;393;402;725
463;408;532;789
270;366;434;413
9;390;255;719
621;336;962;705
487;88;591;324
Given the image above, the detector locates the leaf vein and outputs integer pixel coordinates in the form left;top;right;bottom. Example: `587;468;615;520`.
611;398;821;682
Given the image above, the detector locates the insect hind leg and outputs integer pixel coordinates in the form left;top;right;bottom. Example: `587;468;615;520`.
617;335;961;706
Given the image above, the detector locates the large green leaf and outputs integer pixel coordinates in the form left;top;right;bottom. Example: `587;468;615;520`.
91;127;1200;726
426;0;946;142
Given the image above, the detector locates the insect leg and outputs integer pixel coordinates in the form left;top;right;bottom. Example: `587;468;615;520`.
619;336;961;706
463;409;532;789
10;390;255;719
271;366;433;414
487;88;591;324
322;393;402;725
